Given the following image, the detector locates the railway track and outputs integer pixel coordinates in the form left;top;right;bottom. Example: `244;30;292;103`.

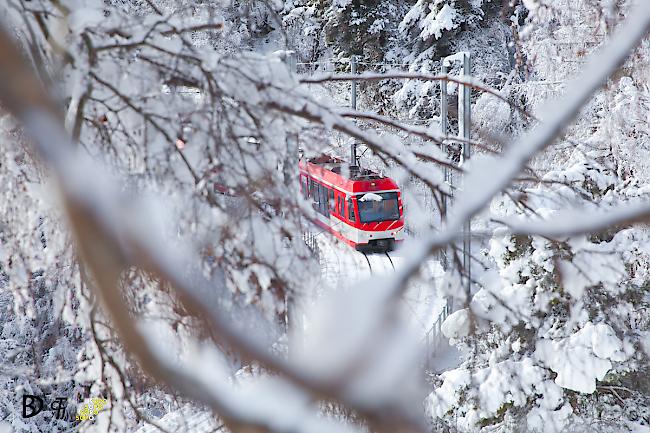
385;251;395;270
362;251;395;275
362;252;373;274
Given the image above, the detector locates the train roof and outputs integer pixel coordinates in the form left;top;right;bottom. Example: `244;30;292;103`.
299;155;399;194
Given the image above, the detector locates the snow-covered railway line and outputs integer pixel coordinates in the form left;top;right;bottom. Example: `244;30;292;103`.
362;252;395;274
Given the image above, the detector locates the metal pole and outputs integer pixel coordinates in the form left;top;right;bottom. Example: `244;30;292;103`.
458;53;471;161
458;52;471;298
439;62;450;269
440;62;449;221
284;50;298;343
351;55;357;110
439;52;472;309
350;55;358;166
283;50;298;186
287;50;297;75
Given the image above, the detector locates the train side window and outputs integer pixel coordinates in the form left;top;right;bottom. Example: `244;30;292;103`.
316;184;321;213
329;189;335;212
338;196;344;216
312;182;320;211
315;183;322;213
321;185;329;216
348;198;356;222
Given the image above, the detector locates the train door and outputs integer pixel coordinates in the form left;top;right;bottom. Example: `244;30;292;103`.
347;197;356;222
320;184;328;215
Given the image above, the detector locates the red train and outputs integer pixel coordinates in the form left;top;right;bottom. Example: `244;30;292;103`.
299;155;404;252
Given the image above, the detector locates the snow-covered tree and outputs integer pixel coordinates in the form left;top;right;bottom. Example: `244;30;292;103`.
393;0;514;118
425;2;650;432
323;0;408;63
431;155;650;432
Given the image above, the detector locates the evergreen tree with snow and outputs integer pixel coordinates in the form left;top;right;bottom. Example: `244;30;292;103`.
426;2;650;431
324;0;409;64
394;0;514;118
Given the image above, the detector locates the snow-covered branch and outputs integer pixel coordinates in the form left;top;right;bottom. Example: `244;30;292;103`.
302;71;533;119
500;202;650;238
0;23;428;433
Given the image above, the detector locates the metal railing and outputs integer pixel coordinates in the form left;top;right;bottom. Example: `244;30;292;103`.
423;301;451;370
303;231;320;262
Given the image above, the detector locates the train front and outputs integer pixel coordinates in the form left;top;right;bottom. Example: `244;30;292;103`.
351;178;404;252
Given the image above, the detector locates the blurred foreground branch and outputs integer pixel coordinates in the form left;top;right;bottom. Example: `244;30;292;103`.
0;23;424;433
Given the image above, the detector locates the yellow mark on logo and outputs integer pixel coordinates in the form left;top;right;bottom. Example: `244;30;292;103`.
76;398;108;422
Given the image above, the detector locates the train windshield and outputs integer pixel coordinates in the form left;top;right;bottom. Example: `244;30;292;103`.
357;192;399;223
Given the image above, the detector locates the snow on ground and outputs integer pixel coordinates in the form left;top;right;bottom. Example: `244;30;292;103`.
308;225;448;343
130;227;452;433
133;405;220;433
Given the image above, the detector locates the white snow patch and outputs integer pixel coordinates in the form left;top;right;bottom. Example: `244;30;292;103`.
420;4;459;40
358;192;383;202
441;309;470;340
535;322;628;393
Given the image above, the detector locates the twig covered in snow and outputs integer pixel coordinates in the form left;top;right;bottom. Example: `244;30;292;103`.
335;108;497;156
499;201;650;238
302;71;534;120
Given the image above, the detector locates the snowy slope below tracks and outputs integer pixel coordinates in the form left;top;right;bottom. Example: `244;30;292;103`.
308;226;448;343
